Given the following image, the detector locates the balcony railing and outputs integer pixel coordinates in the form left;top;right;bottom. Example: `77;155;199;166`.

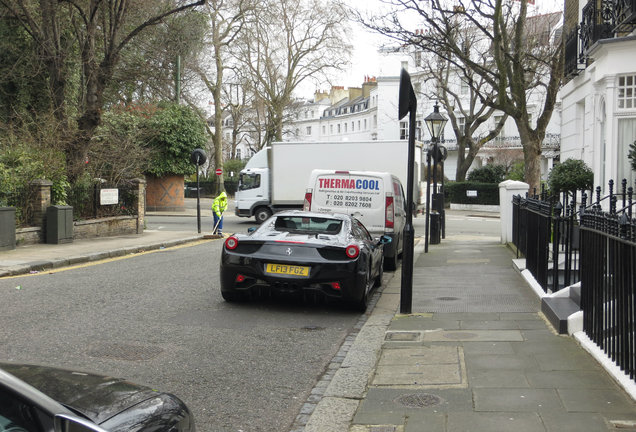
579;0;636;58
564;26;586;77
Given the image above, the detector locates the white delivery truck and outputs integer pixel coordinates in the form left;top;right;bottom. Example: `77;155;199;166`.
234;140;424;223
303;170;407;270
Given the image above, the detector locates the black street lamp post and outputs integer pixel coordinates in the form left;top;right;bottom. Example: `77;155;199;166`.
398;69;417;314
424;102;448;252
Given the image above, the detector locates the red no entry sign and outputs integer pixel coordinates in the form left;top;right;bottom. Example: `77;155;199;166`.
215;168;222;176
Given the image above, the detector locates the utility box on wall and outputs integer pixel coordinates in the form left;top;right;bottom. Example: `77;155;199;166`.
46;205;73;244
0;207;16;251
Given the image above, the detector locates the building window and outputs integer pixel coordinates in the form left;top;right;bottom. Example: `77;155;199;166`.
364;119;367;130
358;120;361;130
337;124;341;133
330;124;334;134
322;125;326;135
236;148;241;159
344;123;348;132
306;126;312;135
351;121;354;131
460;79;469;96
400;121;408;140
618;118;636;185
414;51;422;67
618;75;636;109
311;110;314;118
305;111;308;118
373;115;377;127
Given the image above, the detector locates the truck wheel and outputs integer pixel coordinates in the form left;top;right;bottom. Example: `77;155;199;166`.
254;207;272;223
384;253;398;271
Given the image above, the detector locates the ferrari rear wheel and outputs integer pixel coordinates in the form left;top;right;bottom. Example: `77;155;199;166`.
374;256;384;287
351;268;371;312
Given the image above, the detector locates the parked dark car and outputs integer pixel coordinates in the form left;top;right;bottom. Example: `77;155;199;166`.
220;211;391;311
0;362;195;432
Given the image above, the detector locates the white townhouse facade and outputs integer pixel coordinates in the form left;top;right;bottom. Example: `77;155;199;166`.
560;0;636;194
288;76;404;143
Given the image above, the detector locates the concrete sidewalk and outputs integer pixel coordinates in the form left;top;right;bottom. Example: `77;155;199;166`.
301;214;636;432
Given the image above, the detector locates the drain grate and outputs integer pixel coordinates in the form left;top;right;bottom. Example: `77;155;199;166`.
88;343;163;361
369;426;398;432
394;393;443;408
385;332;420;341
300;325;325;332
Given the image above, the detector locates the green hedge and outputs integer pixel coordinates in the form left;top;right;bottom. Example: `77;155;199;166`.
445;182;500;205
185;180;238;197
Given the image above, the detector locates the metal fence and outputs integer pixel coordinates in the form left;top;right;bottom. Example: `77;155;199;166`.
513;180;636;379
67;181;139;220
512;186;584;293
580;185;636;379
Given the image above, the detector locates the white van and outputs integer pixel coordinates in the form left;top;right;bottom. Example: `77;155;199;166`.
304;170;406;270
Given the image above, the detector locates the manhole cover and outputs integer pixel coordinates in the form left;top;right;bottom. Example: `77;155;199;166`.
88;343;163;361
437;296;460;301
443;332;478;340
394;393;443;408
385;332;420;341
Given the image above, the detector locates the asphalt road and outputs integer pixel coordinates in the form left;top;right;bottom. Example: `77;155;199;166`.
0;234;365;431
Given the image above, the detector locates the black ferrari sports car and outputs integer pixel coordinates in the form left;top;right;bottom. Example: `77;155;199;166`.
0;362;195;432
220;211;391;311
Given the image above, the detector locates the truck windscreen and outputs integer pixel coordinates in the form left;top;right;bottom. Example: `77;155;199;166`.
239;173;261;191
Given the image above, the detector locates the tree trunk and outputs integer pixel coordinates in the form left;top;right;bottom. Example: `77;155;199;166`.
517;122;543;194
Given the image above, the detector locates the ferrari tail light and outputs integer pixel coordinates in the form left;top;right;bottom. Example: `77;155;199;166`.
304;189;313;211
330;282;342;290
235;274;246;283
225;236;239;250
345;244;360;259
385;194;394;229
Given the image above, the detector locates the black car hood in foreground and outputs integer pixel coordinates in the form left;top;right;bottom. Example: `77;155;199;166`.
0;362;194;431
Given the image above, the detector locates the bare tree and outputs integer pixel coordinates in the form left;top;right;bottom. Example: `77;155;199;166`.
196;0;253;192
356;0;562;191
414;39;508;181
235;0;351;145
1;0;206;182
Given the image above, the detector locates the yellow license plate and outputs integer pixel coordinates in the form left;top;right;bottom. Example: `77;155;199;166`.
265;263;310;277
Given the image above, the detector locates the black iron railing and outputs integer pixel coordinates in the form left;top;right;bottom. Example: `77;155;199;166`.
512;186;586;293
564;26;584;77
513;179;636;380
580;184;636;379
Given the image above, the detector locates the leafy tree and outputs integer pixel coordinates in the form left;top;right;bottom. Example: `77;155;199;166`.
145;103;207;177
467;164;506;183
1;0;206;182
223;158;247;181
547;159;594;194
507;160;525;181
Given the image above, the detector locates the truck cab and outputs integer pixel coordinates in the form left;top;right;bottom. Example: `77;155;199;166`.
235;167;272;222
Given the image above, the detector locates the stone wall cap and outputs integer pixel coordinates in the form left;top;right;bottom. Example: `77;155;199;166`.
29;179;53;186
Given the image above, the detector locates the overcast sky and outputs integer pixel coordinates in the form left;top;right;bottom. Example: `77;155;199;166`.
296;0;564;99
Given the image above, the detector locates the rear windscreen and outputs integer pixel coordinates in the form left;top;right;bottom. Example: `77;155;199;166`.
312;174;383;211
274;216;342;234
